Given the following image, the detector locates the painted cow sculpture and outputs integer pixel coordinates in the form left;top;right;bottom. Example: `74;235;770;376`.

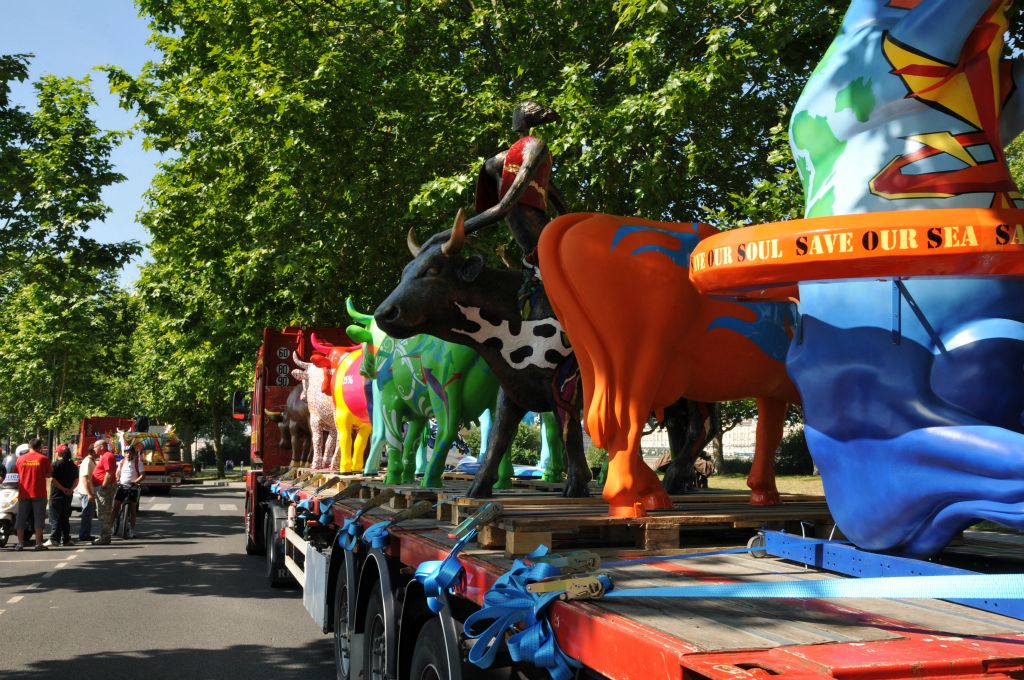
779;0;1024;555
375;213;718;502
309;334;371;474
291;353;339;471
345;304;502;487
538;214;799;513
265;383;313;469
375;214;594;499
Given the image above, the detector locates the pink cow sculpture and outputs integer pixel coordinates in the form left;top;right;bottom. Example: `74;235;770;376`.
291;352;338;471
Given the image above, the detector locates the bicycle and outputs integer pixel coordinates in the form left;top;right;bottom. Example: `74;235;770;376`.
112;483;141;540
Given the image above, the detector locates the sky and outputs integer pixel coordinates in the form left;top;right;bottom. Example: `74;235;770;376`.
0;1;161;286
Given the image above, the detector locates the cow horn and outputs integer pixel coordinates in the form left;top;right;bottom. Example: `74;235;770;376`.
310;332;332;353
442;208;466;256
292;351;311;369
407;228;422;257
346;297;373;325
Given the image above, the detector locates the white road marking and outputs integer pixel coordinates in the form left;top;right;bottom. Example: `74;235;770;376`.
55;562;67;569
0;609;5;615
66;553;79;561
219;504;237;511
24;583;40;591
41;571;55;579
185;503;203;511
151;503;172;511
0;559;64;563
7;596;23;604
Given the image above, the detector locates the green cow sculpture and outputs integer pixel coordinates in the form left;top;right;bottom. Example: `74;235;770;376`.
346;301;511;488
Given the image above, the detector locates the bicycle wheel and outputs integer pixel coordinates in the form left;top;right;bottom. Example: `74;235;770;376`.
119;502;131;540
112;503;122;538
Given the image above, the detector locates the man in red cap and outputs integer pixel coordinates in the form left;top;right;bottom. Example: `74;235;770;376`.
46;444;77;546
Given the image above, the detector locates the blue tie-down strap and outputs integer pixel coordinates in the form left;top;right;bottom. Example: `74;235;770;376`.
287;488;302;501
318;498;336;526
270;482;280;494
414;530;477;614
462;546;579;680
338;509;370;551
296;497;313;511
603;573;1024;601
362;520;393;550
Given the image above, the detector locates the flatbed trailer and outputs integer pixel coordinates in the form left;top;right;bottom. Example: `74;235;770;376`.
243;470;1024;680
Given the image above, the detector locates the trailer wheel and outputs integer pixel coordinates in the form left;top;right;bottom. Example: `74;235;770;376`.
408;618;447;680
333;564;352;680
747;533;768;559
363;587;387;680
264;513;289;587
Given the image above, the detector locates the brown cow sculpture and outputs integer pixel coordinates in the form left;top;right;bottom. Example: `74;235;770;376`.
265;383;313;470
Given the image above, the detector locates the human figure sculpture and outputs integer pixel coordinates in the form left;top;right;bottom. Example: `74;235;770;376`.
784;0;1024;555
468;101;567;256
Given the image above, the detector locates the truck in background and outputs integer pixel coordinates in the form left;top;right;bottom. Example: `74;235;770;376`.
77;417;188;492
237;326;357;555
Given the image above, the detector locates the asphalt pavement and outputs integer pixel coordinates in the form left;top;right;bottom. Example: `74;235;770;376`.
0;482;334;679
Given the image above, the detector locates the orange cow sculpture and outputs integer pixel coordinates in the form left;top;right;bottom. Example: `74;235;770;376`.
538;213;800;515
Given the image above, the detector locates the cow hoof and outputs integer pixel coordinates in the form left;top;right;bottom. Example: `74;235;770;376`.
562;478;591;498
749;489;782;506
606;489;673;517
467;479;494;498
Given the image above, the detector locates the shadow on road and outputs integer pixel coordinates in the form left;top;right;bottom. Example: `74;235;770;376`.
0;545;301;599
14;640;333;679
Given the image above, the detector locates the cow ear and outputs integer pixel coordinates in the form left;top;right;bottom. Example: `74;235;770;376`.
290;368;307;382
458;255;484;282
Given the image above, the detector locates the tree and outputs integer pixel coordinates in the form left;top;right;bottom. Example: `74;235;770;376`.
0;56;140;443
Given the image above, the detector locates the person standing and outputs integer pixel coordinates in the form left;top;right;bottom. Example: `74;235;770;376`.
113;443;146;539
45;444;77;546
75;442;100;541
91;439;117;545
13;438;52;551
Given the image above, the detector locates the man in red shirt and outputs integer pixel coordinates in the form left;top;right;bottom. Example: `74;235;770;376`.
91;439;117;545
14;438;52;551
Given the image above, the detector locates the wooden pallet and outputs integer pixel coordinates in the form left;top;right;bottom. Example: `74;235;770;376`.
472;500;834;556
443;491;827;526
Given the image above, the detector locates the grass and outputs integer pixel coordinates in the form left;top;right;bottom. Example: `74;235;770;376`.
188;467;247;482
709;473;824;496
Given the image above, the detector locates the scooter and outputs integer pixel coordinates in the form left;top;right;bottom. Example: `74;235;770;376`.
0;454;18;547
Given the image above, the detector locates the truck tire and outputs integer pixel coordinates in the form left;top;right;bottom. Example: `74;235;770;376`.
245;503;264;555
409;618;483;680
264;512;289;587
363;586;387;680
333;565;352;680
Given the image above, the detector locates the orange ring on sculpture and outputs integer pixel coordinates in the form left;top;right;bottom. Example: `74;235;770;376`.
689;208;1024;300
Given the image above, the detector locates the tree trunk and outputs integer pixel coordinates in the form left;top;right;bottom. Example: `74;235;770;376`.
211;403;225;478
179;422;195;465
710;405;725;469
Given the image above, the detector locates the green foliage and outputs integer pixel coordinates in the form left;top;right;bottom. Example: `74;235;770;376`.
0;58;139;440
775;427;814;475
719;457;753;475
461;427;482;456
92;0;851;472
463;423;542;466
510;423;541;466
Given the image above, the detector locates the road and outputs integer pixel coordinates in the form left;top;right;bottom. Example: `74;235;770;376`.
0;482;334;679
